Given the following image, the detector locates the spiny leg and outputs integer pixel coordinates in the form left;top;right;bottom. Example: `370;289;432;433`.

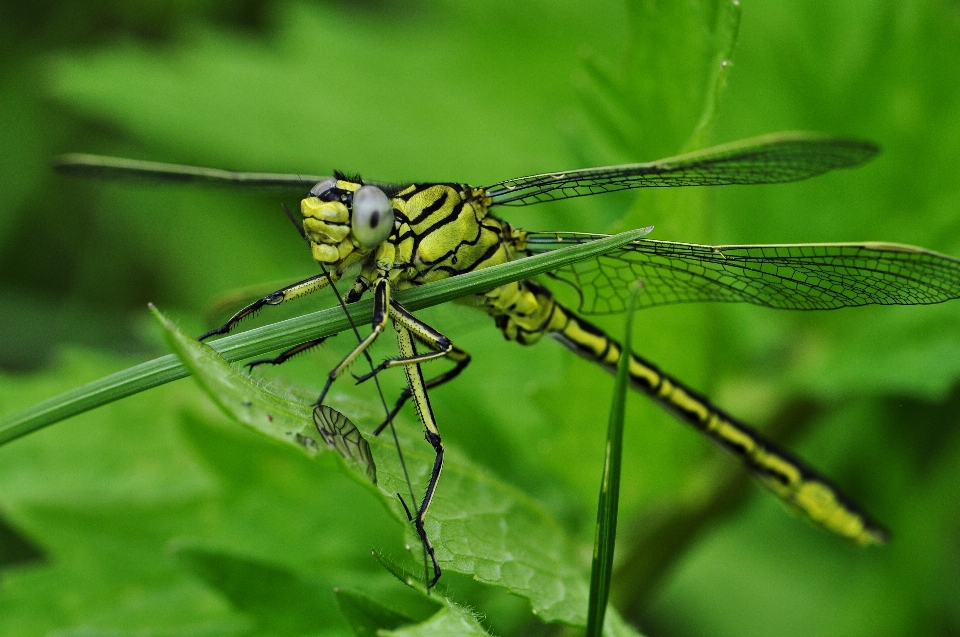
373;353;470;436
344;278;370;304
333;297;458;585
246;268;370;369
394;319;444;588
246;336;330;370
319;269;426;562
315;278;391;406
371;344;470;436
198;272;334;341
354;301;464;381
350;301;471;436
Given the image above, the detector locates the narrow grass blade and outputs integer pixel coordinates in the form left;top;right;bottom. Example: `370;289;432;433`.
0;228;651;447
586;282;643;637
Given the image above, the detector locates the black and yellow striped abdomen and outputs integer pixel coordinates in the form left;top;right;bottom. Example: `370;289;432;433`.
487;278;888;546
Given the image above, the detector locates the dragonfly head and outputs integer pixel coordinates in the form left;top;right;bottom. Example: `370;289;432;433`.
300;176;396;266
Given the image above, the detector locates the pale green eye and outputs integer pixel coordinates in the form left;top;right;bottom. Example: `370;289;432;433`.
352;185;394;247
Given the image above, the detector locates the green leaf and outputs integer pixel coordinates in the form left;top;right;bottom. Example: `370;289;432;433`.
334;588;421;637
373;551;439;597
359;559;491;637
371;433;597;624
344;554;496;637
173;545;335;637
381;607;491;637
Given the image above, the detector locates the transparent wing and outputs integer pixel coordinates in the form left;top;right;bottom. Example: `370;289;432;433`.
53;153;326;191
313;405;377;484
525;233;960;315
485;132;879;207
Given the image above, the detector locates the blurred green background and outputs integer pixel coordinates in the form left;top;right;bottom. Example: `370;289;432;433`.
2;0;960;635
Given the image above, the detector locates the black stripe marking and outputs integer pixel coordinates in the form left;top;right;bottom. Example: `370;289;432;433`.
415;189;450;220
412;196;466;232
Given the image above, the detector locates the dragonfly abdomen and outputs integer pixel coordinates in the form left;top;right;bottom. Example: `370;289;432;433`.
489;279;889;546
617;350;888;545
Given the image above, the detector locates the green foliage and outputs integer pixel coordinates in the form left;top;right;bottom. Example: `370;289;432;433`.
2;0;960;636
587;284;643;637
334;587;426;637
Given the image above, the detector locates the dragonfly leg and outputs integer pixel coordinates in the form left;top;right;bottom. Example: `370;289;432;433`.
394;319;444;588
373;350;470;436
355;301;460;381
245;336;331;370
344;278;370;304
315;278;390;406
349;301;470;435
199;272;335;341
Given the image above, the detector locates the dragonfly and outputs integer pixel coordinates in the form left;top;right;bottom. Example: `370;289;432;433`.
55;132;960;587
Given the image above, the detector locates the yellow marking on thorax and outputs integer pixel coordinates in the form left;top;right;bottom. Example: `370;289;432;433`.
392;185;510;286
375;241;397;272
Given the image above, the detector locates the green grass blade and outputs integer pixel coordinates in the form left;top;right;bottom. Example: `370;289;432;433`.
586;282;643;637
0;228;650;447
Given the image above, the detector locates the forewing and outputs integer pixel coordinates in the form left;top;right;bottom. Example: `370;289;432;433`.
486;132;878;207
525;233;960;315
54;153;327;192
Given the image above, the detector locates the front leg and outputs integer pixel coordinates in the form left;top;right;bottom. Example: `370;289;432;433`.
245;336;331;370
315;277;391;406
199;272;335;341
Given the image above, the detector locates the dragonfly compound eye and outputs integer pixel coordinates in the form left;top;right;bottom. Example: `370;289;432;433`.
351;185;394;248
309;177;338;199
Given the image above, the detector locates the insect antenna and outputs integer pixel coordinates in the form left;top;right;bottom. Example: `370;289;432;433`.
281;202;308;242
